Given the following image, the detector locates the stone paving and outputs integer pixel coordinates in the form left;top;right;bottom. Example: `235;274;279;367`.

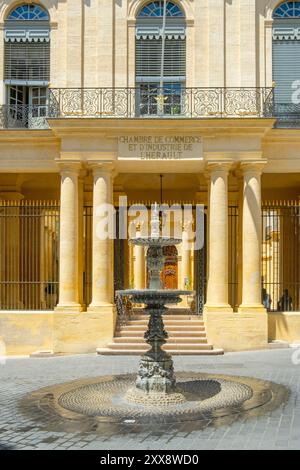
0;349;299;450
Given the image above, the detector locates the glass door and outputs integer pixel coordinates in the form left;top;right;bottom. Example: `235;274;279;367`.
7;85;28;127
138;82;183;117
28;87;47;128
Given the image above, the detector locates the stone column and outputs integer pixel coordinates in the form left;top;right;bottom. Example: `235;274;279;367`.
204;162;232;312
88;164;115;309
239;162;266;312
56;163;83;312
133;227;146;289
181;222;192;290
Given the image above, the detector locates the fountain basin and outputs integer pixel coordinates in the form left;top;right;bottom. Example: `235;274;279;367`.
116;289;192;304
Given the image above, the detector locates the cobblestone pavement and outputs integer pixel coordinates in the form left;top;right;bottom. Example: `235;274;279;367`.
0;349;299;450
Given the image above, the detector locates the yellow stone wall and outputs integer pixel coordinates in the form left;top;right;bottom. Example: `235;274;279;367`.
269;312;300;343
0;0;289;95
0;312;53;356
204;312;269;352
0;308;117;355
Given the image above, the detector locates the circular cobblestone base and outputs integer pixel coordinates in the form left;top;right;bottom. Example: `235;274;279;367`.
25;372;288;425
58;377;252;418
125;388;186;405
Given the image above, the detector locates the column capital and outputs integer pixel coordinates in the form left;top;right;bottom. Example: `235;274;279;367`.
239;160;268;176
205;161;233;175
88;161;116;177
55;160;83;175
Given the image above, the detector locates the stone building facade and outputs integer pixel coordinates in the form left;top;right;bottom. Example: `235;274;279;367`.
1;0;300;355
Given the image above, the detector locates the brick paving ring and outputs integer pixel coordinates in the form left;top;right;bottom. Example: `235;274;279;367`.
23;373;289;428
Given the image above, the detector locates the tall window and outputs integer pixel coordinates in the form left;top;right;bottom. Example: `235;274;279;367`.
272;1;300;117
135;1;186;116
4;3;50;128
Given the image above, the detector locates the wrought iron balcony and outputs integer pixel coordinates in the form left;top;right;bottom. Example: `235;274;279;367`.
0;105;49;129
48;87;275;120
1;88;300;129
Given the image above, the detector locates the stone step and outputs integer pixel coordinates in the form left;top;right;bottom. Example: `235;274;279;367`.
113;336;208;344
97;348;224;356
106;342;213;351
268;340;290;349
116;330;207;338
117;325;206;332
133;308;193;313
126;319;205;326
130;315;202;321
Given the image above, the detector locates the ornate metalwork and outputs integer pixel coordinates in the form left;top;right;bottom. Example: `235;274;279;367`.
48;87;275;120
0;105;49;129
115;293;133;326
5;88;300;127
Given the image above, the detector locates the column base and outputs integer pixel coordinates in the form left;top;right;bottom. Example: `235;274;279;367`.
55;303;83;313
54;304;117;354
87;302;114;312
238;304;266;313
203;309;268;352
204;304;233;313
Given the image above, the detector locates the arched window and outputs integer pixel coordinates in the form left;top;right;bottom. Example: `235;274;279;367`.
135;1;186;116
4;3;50;128
7;3;50;21
272;1;300;119
273;1;300;18
138;1;184;18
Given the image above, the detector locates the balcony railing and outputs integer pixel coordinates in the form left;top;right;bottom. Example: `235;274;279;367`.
0;105;49;130
48;87;275;120
1;87;300;129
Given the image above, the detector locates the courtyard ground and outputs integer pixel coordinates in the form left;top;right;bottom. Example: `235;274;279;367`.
0;349;299;450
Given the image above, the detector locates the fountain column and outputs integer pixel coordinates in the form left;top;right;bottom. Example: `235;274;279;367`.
56;162;83;312
204;162;233;312
88;163;115;309
239;162;266;312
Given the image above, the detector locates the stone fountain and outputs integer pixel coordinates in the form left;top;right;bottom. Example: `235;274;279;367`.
27;204;288;428
116;203;192;404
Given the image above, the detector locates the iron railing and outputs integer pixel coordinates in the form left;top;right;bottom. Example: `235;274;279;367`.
1;89;300;127
0;200;59;310
0;104;49;129
48;87;275;120
262;202;300;312
2;88;300;127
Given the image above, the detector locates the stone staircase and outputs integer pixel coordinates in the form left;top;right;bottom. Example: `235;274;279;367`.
97;309;224;356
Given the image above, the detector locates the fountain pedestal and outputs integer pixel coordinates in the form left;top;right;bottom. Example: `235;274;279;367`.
117;204;193;403
119;288;191;404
